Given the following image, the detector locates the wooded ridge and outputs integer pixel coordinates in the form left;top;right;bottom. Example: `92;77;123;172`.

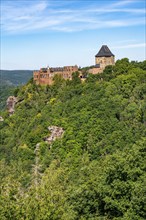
0;58;146;219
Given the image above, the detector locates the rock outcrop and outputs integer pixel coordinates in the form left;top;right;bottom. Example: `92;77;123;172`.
6;96;17;115
0;116;4;122
44;126;64;144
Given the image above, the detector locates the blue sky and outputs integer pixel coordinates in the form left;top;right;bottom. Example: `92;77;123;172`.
1;0;146;70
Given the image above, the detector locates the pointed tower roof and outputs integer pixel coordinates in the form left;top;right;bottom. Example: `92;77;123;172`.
95;45;114;57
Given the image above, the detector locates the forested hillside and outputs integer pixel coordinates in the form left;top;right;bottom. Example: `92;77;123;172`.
0;58;146;219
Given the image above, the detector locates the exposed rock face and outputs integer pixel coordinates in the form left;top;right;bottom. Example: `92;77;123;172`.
0;116;4;122
6;96;17;115
45;126;64;144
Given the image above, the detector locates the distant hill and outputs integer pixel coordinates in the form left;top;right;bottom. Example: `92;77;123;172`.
0;70;33;110
0;70;33;86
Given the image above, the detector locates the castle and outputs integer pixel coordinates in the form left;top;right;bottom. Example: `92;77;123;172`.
89;45;115;74
33;45;115;85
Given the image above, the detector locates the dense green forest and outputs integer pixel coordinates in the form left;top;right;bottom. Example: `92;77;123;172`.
0;70;33;110
0;59;146;219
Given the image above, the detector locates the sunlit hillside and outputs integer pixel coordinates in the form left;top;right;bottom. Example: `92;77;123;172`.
0;59;146;219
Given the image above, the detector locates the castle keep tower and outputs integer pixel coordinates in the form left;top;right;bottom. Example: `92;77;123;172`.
88;45;115;75
95;45;115;69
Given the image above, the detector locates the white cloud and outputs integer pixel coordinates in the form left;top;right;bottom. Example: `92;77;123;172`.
34;1;48;11
112;0;138;7
13;16;33;21
1;0;145;34
87;8;145;13
111;43;146;49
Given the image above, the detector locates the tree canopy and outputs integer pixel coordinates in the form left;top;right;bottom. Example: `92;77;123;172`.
0;59;146;219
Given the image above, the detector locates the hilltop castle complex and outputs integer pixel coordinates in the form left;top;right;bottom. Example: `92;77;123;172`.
33;45;115;85
34;65;78;85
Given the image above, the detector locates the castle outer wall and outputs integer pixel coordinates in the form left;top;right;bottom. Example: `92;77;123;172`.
34;65;78;85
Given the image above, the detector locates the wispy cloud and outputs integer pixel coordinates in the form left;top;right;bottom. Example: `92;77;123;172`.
111;43;146;49
112;0;137;7
1;0;145;34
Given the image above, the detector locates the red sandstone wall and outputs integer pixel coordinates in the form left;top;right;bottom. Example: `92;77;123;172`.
39;78;53;85
88;68;103;74
33;66;78;85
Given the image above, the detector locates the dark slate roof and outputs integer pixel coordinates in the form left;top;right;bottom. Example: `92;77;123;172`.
50;67;64;72
94;64;100;68
41;68;47;72
95;45;114;57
